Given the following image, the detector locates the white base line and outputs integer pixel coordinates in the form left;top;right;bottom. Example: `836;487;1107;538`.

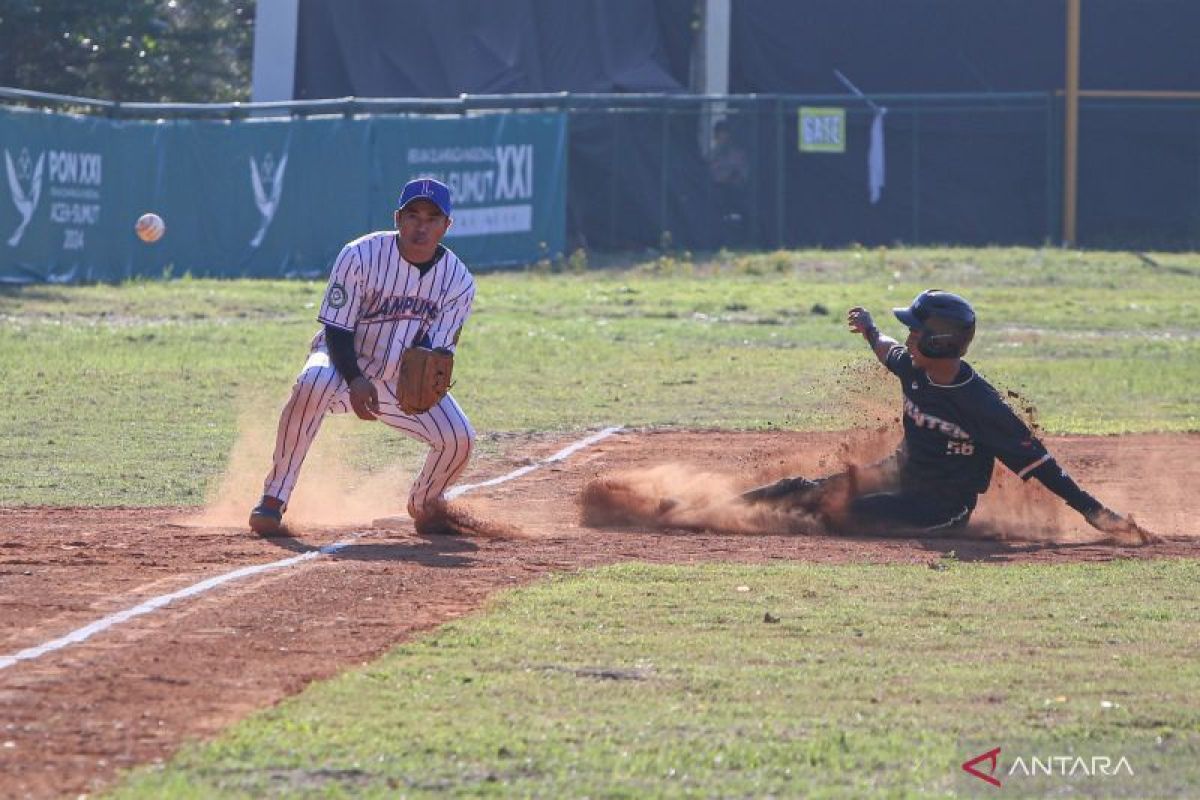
0;426;623;672
446;426;623;498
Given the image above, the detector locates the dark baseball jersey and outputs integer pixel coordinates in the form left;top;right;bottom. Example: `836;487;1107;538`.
884;345;1050;500
313;232;474;383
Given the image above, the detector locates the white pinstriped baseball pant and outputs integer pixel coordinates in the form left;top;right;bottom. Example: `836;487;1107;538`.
262;351;474;513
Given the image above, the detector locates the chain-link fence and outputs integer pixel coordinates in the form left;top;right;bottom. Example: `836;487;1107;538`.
565;92;1200;253
562;93;1061;253
3;87;1198;273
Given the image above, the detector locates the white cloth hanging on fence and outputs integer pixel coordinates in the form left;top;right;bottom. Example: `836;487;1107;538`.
869;106;887;205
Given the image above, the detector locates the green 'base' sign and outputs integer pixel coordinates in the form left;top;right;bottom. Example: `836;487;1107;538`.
799;107;846;153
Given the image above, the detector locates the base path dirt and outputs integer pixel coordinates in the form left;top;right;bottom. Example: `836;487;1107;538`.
1;430;1196;798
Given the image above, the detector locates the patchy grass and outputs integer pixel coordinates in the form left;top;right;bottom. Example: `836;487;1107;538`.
109;560;1200;798
1;246;1196;505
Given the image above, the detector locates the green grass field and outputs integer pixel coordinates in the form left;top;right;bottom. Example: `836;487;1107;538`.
2;246;1198;797
111;561;1200;798
1;246;1197;506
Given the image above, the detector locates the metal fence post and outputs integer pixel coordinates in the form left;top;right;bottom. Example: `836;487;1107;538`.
609;112;620;248
775;97;785;248
911;109;920;244
1044;92;1058;244
750;101;760;247
660;106;670;245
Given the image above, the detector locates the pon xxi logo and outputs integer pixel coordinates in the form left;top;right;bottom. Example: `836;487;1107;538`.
249;150;288;248
4;147;45;247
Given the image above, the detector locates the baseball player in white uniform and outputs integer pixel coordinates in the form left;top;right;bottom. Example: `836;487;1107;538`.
250;178;476;536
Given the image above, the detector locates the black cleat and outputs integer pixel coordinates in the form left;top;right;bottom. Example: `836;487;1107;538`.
739;476;820;505
249;495;286;536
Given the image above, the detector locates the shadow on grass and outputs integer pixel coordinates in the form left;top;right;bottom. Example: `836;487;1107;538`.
0;284;69;300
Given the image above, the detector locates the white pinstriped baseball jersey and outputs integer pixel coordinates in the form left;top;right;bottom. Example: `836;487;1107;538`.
313;231;475;382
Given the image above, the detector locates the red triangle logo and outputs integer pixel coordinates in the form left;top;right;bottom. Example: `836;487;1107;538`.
962;746;1002;788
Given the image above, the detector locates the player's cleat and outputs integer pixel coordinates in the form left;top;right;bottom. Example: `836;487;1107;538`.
656;496;680;514
249;495;286;536
413;514;459;537
408;498;462;537
739;476;820;505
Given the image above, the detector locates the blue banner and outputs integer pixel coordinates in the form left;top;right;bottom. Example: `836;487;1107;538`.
0;106;567;282
370;113;568;267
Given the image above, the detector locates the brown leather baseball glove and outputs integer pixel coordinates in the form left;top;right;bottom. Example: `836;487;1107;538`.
396;346;454;415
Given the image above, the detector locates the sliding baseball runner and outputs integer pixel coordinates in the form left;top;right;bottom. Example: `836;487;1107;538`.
741;289;1158;545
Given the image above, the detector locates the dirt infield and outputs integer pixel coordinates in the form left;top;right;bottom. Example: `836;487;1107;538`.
1;430;1197;799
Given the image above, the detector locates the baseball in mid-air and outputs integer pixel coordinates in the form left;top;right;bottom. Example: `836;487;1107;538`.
135;212;166;243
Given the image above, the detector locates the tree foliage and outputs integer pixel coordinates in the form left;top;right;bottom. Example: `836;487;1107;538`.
0;0;255;102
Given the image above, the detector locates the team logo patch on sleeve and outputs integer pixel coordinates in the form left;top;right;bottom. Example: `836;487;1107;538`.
328;283;348;309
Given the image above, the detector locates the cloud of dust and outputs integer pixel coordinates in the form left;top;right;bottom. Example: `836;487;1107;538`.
578;425;902;537
969;435;1194;544
577;426;1184;546
757;427;896;488
580;463;828;536
580;458;1088;544
186;405;420;528
968;468;1079;544
1090;435;1194;539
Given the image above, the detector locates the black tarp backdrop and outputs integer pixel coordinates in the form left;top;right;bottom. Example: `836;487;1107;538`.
295;0;708;249
730;0;1200;94
727;0;1200;249
1078;103;1200;250
296;1;1200;101
294;0;1200;251
294;0;695;97
730;1;1064;94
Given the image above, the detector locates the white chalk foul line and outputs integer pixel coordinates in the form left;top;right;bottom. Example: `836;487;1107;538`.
0;425;623;672
446;425;624;498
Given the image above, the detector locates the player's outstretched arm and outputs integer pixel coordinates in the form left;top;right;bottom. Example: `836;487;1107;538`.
1081;505;1161;545
847;307;897;364
1028;459;1160;545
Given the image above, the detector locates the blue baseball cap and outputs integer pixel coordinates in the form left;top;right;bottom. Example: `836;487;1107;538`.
398;177;452;217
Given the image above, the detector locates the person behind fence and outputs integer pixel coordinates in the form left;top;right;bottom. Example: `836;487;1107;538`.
739;289;1158;545
708;120;750;244
249;177;478;538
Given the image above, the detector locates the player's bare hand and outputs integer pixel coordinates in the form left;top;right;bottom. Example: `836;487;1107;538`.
1085;506;1161;546
349;376;380;421
847;307;876;335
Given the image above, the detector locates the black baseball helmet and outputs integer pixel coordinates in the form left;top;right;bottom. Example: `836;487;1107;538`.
893;289;976;358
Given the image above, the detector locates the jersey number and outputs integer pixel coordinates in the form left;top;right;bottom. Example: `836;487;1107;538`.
946;441;975;456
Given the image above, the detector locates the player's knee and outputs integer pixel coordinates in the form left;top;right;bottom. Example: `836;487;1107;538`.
454;424;475;461
295;365;333;392
288;366;337;407
436;422;474;464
